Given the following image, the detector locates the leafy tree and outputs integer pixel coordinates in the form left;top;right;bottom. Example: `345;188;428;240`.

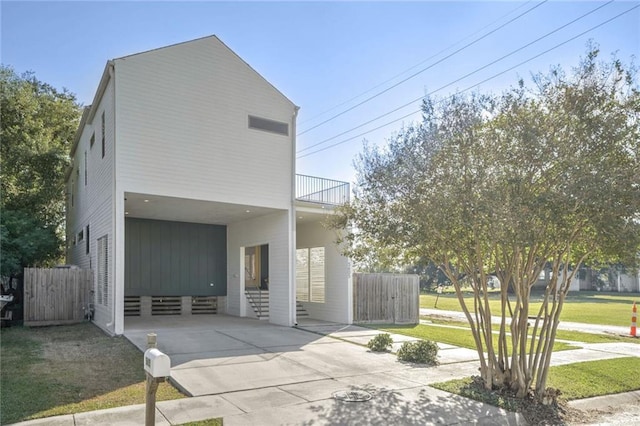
337;48;640;401
0;66;81;279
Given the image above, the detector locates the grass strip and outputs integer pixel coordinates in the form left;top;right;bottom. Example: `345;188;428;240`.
423;317;640;345
431;357;640;402
421;292;639;328
378;324;576;353
177;420;224;426
0;323;185;424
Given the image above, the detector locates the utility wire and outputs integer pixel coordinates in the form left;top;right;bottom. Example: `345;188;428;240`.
298;0;537;126
297;0;614;154
296;0;548;136
297;2;637;159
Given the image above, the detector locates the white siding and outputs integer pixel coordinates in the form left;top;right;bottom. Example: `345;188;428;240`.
68;36;306;335
114;36;296;210
296;219;352;323
227;211;293;326
66;76;116;334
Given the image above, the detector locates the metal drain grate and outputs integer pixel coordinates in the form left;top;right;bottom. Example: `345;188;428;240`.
332;390;372;402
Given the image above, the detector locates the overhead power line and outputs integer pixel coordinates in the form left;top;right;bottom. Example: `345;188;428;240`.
298;1;537;126
297;0;613;155
296;0;549;136
297;2;637;160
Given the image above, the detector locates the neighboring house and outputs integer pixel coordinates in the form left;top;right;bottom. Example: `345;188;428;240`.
533;267;640;293
65;35;352;335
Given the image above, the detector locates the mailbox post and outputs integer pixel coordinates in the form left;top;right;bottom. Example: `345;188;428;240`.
144;334;170;426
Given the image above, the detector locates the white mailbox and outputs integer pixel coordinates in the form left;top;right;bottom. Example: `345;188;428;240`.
144;348;171;378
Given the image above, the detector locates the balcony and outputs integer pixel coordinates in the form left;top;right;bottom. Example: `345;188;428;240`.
296;174;350;206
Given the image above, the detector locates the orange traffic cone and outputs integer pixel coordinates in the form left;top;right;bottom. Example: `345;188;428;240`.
631;302;637;338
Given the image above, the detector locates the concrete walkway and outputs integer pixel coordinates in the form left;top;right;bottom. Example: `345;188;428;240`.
420;308;631;336
9;315;639;426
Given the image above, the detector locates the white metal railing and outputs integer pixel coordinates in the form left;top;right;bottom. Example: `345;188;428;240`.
296;174;350;205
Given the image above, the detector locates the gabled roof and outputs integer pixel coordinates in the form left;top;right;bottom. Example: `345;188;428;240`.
66;35;298;182
113;35;296;109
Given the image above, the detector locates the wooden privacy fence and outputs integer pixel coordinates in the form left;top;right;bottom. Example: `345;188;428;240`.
24;267;93;326
353;273;419;324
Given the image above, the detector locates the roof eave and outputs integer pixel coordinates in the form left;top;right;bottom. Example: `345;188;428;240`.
66;60;114;182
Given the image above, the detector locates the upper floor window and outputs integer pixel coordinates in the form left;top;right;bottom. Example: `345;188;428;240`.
84;151;88;186
85;224;90;255
101;111;106;158
248;115;289;136
90;132;95;148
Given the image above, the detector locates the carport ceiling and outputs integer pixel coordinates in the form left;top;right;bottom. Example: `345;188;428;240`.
124;193;282;225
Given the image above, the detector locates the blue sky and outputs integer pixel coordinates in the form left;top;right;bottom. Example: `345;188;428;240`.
2;1;638;183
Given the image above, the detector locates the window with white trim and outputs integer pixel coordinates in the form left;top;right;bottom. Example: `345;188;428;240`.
296;247;325;303
97;235;108;306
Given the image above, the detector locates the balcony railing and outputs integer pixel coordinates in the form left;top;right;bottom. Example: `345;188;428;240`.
296;174;350;206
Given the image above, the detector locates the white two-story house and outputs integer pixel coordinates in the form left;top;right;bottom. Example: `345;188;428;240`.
65;35;352;335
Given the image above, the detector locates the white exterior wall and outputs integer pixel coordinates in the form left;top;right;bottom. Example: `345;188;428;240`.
113;36;295;209
296;219;352;324
66;77;116;334
67;36;310;334
227;211;293;326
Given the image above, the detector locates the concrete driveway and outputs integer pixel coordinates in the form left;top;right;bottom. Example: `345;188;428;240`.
125;315;417;397
124;315;522;425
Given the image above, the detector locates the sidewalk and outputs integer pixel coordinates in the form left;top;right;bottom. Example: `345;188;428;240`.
420;308;630;336
8;320;638;426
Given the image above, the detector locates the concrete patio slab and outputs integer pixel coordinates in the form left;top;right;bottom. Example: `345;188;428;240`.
387;361;481;385
333;371;423;392
216;326;333;349
221;387;307;412
170;353;329;396
580;342;640;357
278;378;351;402
157;395;244;424
222;385;524;426
276;340;403;378
170;348;273;369
73;404;169;426
343;334;412;347
569;390;640;411
548;348;631;366
437;347;482;364
8;416;75;426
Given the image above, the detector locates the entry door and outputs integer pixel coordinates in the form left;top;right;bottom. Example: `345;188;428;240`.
244;245;269;290
244;246;261;289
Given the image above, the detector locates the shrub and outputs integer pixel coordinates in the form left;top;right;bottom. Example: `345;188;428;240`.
397;340;439;365
367;333;393;352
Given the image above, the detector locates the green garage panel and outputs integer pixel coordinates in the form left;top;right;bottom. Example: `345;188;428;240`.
125;218;227;296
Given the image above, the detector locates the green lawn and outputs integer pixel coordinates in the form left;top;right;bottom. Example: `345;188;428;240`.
432;356;640;401
422;291;638;327
424;317;640;345
0;323;185;424
379;323;577;353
